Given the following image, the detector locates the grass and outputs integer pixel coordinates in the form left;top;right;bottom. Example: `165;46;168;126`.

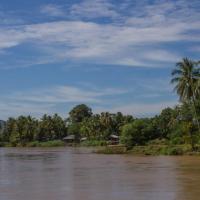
96;144;193;155
0;142;11;147
80;140;107;147
95;138;196;155
95;145;127;154
1;138;200;156
128;144;193;156
26;140;65;147
0;140;66;147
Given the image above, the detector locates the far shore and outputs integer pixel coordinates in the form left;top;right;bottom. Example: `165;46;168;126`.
1;140;200;156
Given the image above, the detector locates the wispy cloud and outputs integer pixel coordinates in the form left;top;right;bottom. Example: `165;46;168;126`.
0;0;196;119
40;4;65;17
94;101;178;117
0;84;128;119
0;19;198;68
0;10;25;26
11;85;127;103
70;0;119;19
0;0;199;68
0;101;54;119
0;82;177;119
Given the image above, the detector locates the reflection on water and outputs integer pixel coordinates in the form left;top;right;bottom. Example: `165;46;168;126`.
0;147;200;200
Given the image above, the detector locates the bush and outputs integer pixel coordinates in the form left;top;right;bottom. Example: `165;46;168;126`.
96;145;127;154
147;139;168;145
120;119;156;148
166;146;184;155
81;140;107;147
129;144;191;156
26;140;65;147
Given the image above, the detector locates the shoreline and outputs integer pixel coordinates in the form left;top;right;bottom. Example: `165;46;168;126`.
1;141;200;156
96;144;200;156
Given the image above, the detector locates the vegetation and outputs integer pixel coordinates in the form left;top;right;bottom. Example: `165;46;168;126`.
81;140;107;147
96;145;127;154
0;114;67;147
0;58;200;155
171;58;200;149
25;140;65;147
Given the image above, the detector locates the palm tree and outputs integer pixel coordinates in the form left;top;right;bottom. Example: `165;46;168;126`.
171;58;200;148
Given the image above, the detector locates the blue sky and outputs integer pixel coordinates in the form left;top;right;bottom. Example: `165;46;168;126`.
0;0;200;119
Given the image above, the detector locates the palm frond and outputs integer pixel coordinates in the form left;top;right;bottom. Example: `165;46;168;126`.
171;58;200;102
171;69;182;76
171;77;181;84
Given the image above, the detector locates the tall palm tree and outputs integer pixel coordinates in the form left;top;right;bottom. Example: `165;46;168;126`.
171;58;200;147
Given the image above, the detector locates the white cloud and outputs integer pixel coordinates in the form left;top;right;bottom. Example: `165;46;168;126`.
0;0;194;119
0;85;128;119
0;19;198;68
40;4;65;17
0;101;54;119
0;10;24;26
94;101;177;117
0;0;199;68
143;50;181;63
10;85;127;103
70;0;119;19
0;74;177;119
190;46;200;52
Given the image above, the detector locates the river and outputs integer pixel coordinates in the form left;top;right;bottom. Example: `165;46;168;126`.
0;147;200;200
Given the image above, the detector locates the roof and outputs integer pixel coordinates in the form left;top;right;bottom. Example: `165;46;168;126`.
80;137;87;141
63;135;75;140
110;134;119;139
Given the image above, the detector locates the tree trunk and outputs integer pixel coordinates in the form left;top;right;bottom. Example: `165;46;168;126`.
192;96;200;131
190;97;200;151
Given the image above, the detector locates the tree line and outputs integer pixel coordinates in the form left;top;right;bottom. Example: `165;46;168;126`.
0;58;200;150
0;105;133;146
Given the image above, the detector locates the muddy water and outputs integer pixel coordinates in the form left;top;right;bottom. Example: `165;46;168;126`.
0;147;200;200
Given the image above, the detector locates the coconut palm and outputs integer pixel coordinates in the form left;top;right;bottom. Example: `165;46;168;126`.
171;58;200;101
171;58;200;147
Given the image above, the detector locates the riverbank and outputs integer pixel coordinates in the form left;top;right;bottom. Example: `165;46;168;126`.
0;139;108;148
1;140;200;156
0;140;66;147
96;144;200;155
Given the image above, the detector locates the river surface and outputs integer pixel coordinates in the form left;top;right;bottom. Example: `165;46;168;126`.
0;147;200;200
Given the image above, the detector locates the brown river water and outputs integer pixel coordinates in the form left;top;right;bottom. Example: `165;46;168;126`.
0;147;200;200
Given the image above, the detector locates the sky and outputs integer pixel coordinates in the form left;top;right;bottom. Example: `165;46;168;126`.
0;0;200;119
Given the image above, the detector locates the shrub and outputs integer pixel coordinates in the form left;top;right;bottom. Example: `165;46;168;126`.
120;119;156;148
26;140;65;147
81;140;107;147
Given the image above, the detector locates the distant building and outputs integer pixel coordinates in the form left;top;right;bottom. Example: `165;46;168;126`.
109;134;119;145
80;137;87;142
63;135;75;143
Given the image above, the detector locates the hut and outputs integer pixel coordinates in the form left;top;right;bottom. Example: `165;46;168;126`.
80;137;87;142
63;135;75;143
109;134;119;145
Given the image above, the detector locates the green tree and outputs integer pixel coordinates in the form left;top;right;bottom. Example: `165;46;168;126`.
68;104;92;123
112;112;134;136
51;114;67;139
67;104;93;141
37;115;54;141
154;107;175;139
67;123;81;141
2;118;17;142
80;114;103;140
120;119;156;148
99;112;113;139
171;58;200;149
